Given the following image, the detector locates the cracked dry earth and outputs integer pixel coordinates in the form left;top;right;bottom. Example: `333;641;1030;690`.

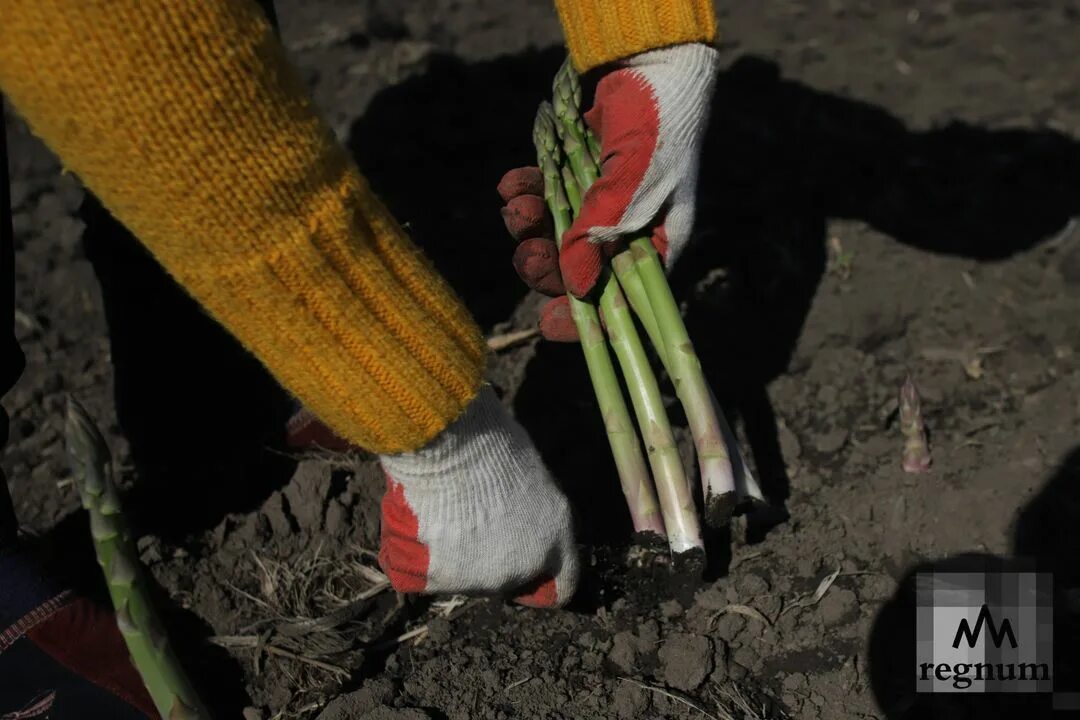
4;1;1080;718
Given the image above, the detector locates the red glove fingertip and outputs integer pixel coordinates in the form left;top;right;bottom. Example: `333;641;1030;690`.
501;194;552;241
513;238;564;297
379;476;429;594
514;575;560;608
651;223;670;263
497;167;544;203
558;237;606;299
538;296;579;342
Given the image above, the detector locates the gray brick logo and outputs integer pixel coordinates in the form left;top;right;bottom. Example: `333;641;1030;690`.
916;571;1053;693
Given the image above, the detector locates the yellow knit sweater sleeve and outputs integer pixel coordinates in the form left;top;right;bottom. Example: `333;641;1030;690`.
0;0;487;454
555;0;718;71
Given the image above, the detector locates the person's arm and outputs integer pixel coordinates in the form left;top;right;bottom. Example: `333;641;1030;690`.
0;0;485;454
554;0;717;71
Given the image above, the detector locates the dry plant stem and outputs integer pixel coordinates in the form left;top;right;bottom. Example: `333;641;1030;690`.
899;375;932;472
562;168;702;554
65;397;211;720
486;327;540;352
534;106;665;537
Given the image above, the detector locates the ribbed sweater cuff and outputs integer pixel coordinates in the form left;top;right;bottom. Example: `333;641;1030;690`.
555;0;718;71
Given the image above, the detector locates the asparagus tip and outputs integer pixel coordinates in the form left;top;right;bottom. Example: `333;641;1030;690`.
899;374;932;473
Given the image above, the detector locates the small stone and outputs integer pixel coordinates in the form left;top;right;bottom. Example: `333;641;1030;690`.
818;587;858;626
635;620;660;653
608;631;638;674
242;707;264;720
712;612;745;642
613;682;650;719
658;633;713;692
732;645;760;673
813;428;848;454
694;586;727;611
782;672;807;692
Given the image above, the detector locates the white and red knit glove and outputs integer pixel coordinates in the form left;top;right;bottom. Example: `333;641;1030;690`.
376;387;579;608
285;388;578;607
500;43;719;340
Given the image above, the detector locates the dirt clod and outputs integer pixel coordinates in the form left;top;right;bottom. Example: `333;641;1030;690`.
658;633;713;692
316;680;397;720
608;631;638;674
818;587;859;626
612;681;651;719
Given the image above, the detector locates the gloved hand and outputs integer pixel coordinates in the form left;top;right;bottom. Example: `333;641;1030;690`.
499;43;719;341
377;386;578;608
287;388;579;608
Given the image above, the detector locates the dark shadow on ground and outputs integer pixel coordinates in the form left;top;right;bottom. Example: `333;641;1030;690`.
868;447;1080;718
79;196;297;540
682;55;1080;542
348;47;565;331
349;49;1080;550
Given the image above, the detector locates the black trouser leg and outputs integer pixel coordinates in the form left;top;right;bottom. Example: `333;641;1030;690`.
0;99;24;548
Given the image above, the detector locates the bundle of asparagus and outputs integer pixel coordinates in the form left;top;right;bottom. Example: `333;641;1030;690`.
65;397;210;720
534;61;762;560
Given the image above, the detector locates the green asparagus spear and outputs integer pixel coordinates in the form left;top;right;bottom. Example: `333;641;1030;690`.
534;107;665;538
560;151;702;555
65;397;211;720
552;60;743;525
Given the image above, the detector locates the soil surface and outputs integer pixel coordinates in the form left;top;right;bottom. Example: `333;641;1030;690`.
5;1;1080;719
